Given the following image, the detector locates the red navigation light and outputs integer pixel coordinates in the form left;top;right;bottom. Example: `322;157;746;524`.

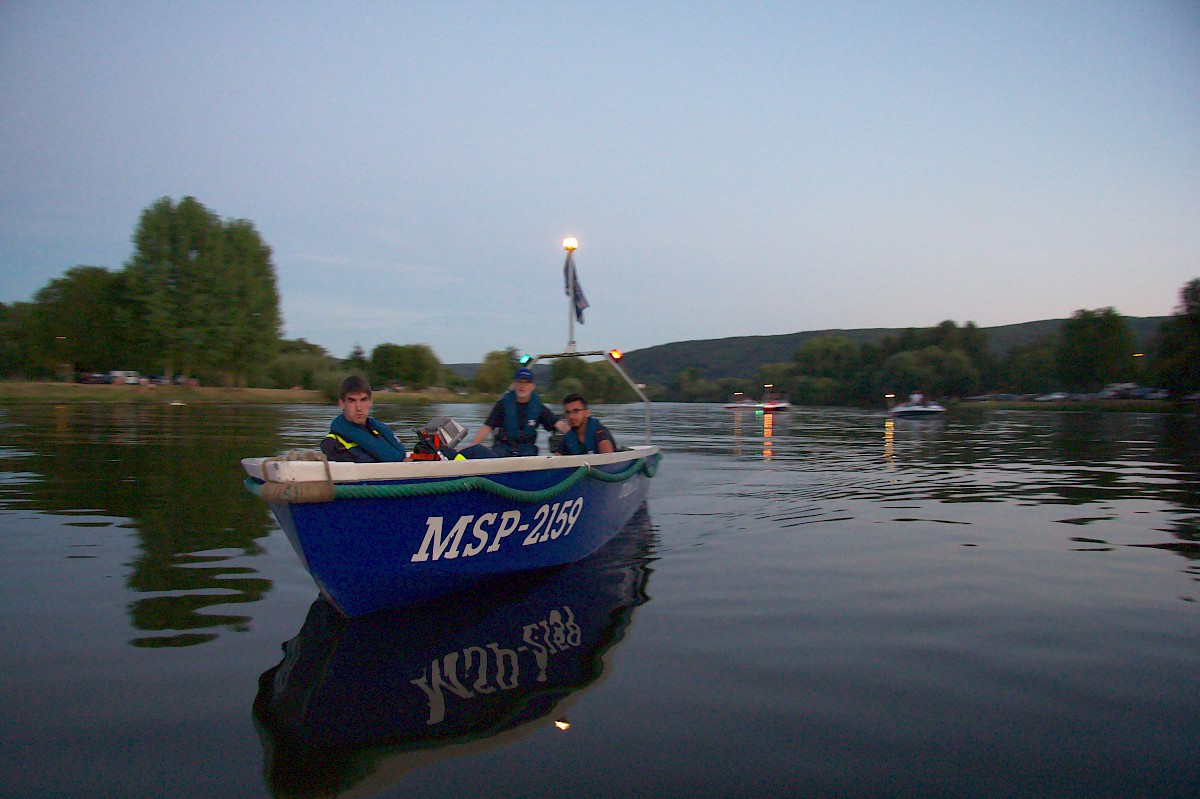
608;348;624;362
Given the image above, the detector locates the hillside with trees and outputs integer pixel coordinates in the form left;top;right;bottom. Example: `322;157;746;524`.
620;299;1195;406
619;316;1168;387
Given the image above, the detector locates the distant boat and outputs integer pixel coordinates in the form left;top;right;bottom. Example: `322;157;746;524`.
725;392;791;412
888;392;946;419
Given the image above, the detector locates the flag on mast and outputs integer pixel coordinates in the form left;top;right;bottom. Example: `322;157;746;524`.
563;251;589;324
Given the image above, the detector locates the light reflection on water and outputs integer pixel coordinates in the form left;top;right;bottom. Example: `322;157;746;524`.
0;402;1197;798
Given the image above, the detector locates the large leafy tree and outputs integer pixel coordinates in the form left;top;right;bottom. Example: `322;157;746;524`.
474;347;520;393
1149;278;1200;396
790;336;867;404
1056;308;1135;392
369;343;441;390
32;266;131;375
793;336;864;379
125;196;281;384
1002;336;1059;393
205;219;283;385
0;302;40;378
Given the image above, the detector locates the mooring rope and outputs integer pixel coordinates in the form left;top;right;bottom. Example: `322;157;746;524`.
245;452;660;505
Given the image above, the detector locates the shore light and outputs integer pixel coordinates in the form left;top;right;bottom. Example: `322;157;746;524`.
562;237;578;251
518;354;532;365
555;719;571;731
608;349;623;362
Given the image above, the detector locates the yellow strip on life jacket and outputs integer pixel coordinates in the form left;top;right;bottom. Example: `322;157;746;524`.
325;432;358;450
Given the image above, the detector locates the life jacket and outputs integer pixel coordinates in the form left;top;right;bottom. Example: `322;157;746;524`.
497;390;542;446
327;415;407;462
561;417;602;454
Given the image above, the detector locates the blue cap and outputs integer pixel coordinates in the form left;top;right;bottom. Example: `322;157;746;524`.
514;367;534;381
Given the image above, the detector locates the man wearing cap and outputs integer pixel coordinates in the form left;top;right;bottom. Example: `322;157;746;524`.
468;367;569;457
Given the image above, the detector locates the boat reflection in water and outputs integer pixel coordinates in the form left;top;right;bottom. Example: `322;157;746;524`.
253;505;656;798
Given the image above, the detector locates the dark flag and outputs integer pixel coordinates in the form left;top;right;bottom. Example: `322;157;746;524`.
563;252;589;324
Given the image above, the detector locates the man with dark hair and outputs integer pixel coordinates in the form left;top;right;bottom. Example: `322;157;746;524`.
467;367;569;457
556;393;617;454
320;376;408;462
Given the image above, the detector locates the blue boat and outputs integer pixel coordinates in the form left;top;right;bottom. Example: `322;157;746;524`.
243;443;660;615
243;343;661;616
252;510;654;795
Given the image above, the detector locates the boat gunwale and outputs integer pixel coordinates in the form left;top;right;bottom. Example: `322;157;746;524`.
243;444;659;484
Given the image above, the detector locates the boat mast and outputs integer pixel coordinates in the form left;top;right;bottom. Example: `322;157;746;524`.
563;236;578;353
541;237;651;443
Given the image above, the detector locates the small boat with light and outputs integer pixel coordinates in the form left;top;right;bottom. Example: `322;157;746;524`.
888;392;946;419
724;390;791;412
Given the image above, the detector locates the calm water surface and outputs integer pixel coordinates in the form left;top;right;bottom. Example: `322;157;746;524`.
1;402;1197;798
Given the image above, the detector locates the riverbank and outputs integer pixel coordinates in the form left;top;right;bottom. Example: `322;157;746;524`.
3;381;1194;412
957;399;1195;413
0;381;491;405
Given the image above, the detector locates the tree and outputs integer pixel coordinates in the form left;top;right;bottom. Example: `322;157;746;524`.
927;346;981;397
345;345;368;370
204;218;282;385
0;302;40;378
29;266;130;376
874;350;935;398
584;358;637;403
370;343;441;390
124;196;282;384
793;336;863;379
1149;278;1200;396
266;338;338;390
1056;308;1135;392
474;348;520;393
1002;336;1059;393
549;357;637;403
280;338;330;357
668;366;721;401
788;336;869;404
551;355;590;391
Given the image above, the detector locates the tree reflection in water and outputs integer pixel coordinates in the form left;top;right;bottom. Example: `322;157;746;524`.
0;403;285;646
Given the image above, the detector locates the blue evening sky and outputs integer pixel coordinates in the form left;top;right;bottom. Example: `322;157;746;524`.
2;2;1197;363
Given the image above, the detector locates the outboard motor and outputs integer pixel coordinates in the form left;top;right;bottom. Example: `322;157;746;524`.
411;416;468;461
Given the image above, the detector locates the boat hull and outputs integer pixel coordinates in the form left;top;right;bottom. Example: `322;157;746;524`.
725;401;791;412
889;405;946;419
245;447;659;616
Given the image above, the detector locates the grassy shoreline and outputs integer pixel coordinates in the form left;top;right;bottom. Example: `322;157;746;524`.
0;381;491;405
2;381;1193;413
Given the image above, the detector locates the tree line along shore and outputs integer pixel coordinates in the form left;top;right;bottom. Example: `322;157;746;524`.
3;195;1198;406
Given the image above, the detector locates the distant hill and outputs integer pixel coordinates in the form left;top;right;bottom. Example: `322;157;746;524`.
616;317;1169;385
